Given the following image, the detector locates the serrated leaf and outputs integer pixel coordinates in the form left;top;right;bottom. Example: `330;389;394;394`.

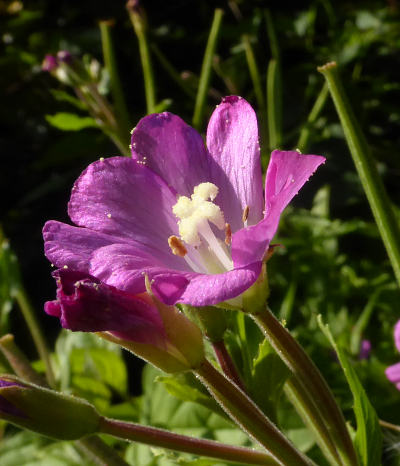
318;316;382;466
45;113;98;131
250;339;290;423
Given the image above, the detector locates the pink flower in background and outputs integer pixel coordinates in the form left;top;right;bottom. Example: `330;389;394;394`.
43;96;325;307
385;320;400;390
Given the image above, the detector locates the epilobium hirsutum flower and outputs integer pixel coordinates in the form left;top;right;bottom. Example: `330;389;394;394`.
385;320;400;390
0;375;100;439
45;269;204;373
43;96;325;307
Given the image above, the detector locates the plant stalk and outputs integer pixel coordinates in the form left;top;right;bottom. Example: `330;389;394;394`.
99;416;279;465
192;9;224;129
252;307;358;466
318;61;400;288
99;20;131;134
212;340;247;392
285;377;342;466
297;82;329;152
195;360;313;466
127;0;156;114
13;288;56;388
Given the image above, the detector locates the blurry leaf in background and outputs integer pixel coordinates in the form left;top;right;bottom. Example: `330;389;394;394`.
54;331;127;411
250;339;291;424
45;113;98;131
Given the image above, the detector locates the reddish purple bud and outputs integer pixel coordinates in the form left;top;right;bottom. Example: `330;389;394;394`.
57;50;73;64
359;340;371;360
42;54;58;72
385;320;400;390
45;269;167;348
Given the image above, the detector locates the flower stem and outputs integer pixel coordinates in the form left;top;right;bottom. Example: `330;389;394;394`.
150;44;197;99
0;334;128;466
297;81;329;152
243;34;265;113
379;419;400;433
212;340;247;392
99;20;131;134
0;334;47;387
99;416;279;465
284;377;342;466
266;58;282;150
192;9;224;129
13;287;56;389
195;360;313;466
318;61;400;288
126;0;156;114
252;307;359;466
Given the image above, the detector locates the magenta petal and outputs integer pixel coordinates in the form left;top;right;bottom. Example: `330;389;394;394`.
89;243;190;295
131;112;211;197
232;150;325;267
46;269;167;347
206;96;264;232
68;157;179;253
43;220;120;272
386;362;400;385
394;320;400;353
177;262;262;307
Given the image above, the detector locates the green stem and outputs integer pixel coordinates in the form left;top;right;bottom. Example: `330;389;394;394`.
379;419;400;433
252;308;358;466
266;58;282;150
297;82;329;152
127;1;156;114
99;20;131;134
192;9;224;129
265;9;280;61
76;435;129;466
242;34;265;112
195;360;313;466
150;44;197;99
284;377;342;466
0;334;127;466
318;61;400;288
212;340;246;392
13;288;56;388
99;416;279;465
0;334;47;387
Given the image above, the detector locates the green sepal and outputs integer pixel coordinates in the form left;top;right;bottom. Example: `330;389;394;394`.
0;375;100;440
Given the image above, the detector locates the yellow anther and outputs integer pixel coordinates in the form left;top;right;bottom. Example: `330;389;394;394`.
225;223;232;245
172;182;225;246
242;205;249;223
168;236;187;257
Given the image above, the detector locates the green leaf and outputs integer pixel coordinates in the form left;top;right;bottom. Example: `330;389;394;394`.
156;372;226;418
250;339;291;423
0;431;85;466
45;113;98;131
318;316;382;466
50;90;87;110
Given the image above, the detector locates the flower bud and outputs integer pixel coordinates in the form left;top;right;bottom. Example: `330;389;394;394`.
0;376;100;439
46;269;205;374
42;54;58;72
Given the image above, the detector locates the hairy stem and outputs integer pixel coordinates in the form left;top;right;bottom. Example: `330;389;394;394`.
99;416;279;465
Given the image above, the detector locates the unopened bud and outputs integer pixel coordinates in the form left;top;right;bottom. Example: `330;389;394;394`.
0;376;100;439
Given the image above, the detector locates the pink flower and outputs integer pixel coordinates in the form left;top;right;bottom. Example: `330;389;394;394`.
385;321;400;390
43;96;325;307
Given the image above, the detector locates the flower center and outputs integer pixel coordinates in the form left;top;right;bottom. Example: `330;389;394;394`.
170;183;233;274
